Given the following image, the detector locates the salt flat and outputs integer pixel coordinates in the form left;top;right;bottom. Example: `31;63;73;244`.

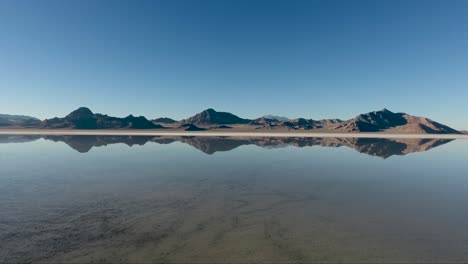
0;129;467;139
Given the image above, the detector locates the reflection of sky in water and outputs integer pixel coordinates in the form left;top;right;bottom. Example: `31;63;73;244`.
1;138;467;209
1;137;468;262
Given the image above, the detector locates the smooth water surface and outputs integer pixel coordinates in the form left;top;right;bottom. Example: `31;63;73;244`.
1;135;468;263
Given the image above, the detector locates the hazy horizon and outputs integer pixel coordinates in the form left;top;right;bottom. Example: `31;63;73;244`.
1;0;467;129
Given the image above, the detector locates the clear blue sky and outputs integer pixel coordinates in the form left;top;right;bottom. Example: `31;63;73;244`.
1;0;467;129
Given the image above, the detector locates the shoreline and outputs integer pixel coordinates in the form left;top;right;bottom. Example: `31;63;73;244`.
0;129;467;139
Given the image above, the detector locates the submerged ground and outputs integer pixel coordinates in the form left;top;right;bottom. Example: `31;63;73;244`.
1;136;468;263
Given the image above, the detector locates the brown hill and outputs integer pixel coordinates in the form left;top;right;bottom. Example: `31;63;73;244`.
331;109;459;134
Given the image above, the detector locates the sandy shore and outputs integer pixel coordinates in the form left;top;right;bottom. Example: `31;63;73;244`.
0;129;467;139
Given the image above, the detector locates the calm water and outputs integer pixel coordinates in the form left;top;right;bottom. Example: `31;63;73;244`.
1;135;468;263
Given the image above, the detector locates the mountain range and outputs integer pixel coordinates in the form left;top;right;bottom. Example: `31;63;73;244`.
41;107;162;129
0;114;41;127
0;107;461;134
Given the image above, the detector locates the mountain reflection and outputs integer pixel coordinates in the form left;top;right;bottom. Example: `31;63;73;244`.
0;135;453;158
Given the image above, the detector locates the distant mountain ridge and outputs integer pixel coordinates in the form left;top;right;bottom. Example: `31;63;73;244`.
152;117;177;124
42;107;162;129
0;107;461;134
0;114;40;127
262;115;289;121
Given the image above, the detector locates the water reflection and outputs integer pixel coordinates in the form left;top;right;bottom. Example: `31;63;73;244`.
0;135;453;158
0;135;40;144
1;135;467;263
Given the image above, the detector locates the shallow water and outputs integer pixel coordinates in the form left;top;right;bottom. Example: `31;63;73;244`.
1;135;468;263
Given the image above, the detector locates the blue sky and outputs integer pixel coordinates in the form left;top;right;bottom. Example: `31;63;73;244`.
0;0;467;129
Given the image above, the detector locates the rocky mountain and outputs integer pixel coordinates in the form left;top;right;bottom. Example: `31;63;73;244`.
0;114;41;127
180;108;251;126
249;109;458;134
152;117;177;124
332;109;459;134
42;107;163;129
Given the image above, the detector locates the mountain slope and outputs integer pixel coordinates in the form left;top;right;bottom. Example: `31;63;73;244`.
332;109;459;134
0;114;41;127
181;108;251;126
